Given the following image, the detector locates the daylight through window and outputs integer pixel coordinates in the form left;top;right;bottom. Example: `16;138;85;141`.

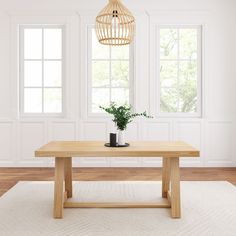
20;25;64;115
90;29;132;113
159;26;201;116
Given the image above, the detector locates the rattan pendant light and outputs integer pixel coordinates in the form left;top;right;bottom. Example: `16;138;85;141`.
95;0;135;46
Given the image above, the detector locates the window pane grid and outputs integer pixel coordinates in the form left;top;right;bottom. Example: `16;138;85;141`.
159;59;197;62
24;86;62;89
159;26;200;114
91;86;129;88
21;25;63;115
91;59;129;62
42;27;44;113
91;28;131;113
24;59;62;61
177;28;180;112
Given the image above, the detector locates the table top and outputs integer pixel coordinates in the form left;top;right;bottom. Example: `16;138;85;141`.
35;141;200;158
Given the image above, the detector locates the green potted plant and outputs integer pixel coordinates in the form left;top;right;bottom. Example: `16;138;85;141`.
100;103;153;145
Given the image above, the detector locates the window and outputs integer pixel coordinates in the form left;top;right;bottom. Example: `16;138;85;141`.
89;28;133;113
158;26;201;116
19;25;64;115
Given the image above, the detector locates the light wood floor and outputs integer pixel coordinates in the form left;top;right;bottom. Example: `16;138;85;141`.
0;167;236;197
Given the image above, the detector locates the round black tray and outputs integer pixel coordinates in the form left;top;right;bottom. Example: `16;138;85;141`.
104;143;130;148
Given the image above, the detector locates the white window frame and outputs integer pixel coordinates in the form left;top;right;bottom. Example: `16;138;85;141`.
87;25;135;116
157;25;202;118
19;24;66;117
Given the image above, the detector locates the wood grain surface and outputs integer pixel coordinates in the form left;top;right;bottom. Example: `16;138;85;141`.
0;167;236;197
35;141;199;158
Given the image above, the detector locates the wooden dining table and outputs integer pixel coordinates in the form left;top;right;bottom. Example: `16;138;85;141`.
35;141;199;219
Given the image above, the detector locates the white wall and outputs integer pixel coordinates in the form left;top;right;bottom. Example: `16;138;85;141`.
0;0;235;167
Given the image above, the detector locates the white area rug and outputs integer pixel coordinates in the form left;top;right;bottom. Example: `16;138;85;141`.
0;181;236;236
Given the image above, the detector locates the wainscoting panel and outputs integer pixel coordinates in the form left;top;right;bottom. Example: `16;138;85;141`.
110;157;141;167
144;121;171;141
206;121;233;166
174;121;203;167
141;157;162;167
125;122;139;141
78;157;109;167
50;121;76;140
19;122;46;165
0;122;13;162
83;122;108;141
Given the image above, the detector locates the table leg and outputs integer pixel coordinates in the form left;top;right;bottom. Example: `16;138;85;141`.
162;157;170;198
170;157;181;218
64;157;73;198
54;157;65;219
